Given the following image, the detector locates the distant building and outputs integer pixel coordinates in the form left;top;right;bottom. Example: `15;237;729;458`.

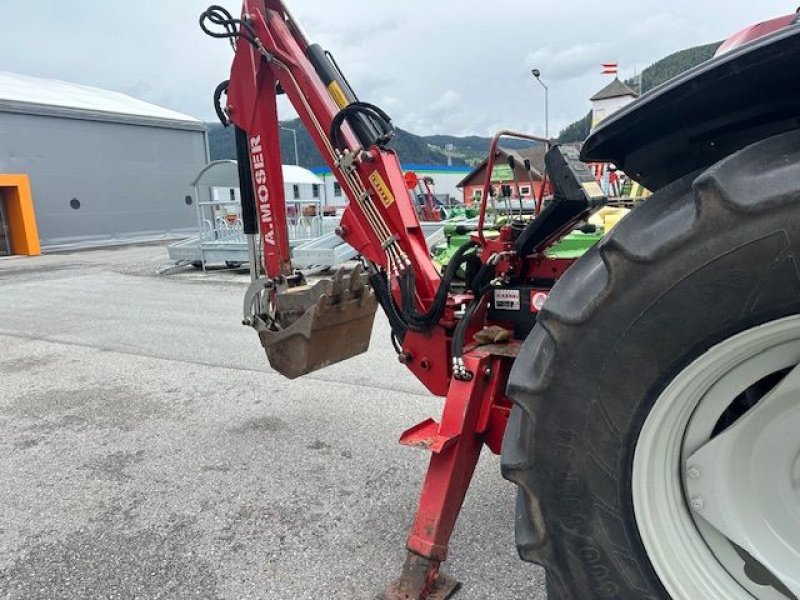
456;147;547;205
211;164;324;207
0;72;208;253
590;78;639;130
312;164;472;207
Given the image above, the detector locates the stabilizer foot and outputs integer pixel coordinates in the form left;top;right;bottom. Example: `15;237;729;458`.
375;552;461;600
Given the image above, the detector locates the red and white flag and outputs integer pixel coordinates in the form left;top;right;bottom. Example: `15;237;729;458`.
602;62;618;75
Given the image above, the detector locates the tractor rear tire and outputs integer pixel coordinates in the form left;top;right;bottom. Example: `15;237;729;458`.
501;130;800;599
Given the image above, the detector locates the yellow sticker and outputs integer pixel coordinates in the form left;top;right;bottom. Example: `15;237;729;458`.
327;81;349;109
369;171;395;208
582;180;605;199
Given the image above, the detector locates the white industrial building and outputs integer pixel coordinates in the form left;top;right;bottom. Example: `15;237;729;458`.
211;164;324;207
313;164;472;208
0;72;208;252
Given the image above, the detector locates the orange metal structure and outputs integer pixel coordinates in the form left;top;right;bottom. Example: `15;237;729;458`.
0;174;40;256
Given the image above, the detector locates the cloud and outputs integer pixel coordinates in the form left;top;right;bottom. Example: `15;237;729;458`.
630;12;690;39
304;15;402;50
0;0;790;138
355;74;394;97
524;43;611;82
430;90;462;114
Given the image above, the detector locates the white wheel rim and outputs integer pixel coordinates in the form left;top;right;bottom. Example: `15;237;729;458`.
633;315;800;600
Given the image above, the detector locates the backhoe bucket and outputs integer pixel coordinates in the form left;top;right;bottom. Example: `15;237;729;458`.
258;266;378;379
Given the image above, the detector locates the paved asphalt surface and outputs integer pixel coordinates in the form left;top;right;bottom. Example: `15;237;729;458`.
0;244;545;600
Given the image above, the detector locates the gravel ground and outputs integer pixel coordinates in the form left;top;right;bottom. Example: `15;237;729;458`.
0;244;545;600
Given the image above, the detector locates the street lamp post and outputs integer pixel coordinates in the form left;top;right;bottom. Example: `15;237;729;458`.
281;126;300;166
531;69;549;140
444;143;455;167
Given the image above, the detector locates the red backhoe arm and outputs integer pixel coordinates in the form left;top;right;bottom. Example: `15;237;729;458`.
224;1;439;301
200;6;800;598
201;3;597;598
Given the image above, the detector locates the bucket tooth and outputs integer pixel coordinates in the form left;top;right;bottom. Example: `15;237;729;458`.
349;263;365;293
257;267;378;379
330;267;346;302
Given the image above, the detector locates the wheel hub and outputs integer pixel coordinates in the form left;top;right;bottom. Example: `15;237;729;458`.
633;316;800;600
684;365;800;597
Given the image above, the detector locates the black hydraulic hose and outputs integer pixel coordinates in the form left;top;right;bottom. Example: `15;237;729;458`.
401;269;416;321
199;5;259;49
390;331;404;356
213;80;230;127
369;239;480;340
451;282;493;376
469;261;495;297
399;240;479;332
369;271;409;340
449;252;497;375
329;102;395;152
306;45;384;148
199;5;236;38
452;298;481;362
463;254;482;291
234;126;258;236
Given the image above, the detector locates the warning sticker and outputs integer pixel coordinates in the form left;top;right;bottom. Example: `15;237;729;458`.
327;81;349;109
369;171;396;208
530;291;549;312
494;289;521;311
582;180;605;199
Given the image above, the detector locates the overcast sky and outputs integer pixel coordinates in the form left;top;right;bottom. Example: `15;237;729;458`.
1;1;793;137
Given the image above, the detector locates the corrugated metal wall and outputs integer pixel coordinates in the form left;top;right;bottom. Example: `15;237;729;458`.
0;111;207;249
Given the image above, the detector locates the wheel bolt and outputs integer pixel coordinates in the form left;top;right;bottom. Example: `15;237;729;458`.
691;496;705;511
687;466;701;479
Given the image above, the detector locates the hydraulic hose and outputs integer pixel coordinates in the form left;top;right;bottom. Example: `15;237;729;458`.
213;80;230;127
399;240;478;332
370;240;479;339
234;126;258;236
329;102;396;152
305;44;388;150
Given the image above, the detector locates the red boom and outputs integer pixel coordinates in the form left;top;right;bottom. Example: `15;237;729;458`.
208;3;566;598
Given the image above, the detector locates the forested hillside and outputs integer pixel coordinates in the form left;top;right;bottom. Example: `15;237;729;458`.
208;120;467;166
634;42;721;94
423;135;534;166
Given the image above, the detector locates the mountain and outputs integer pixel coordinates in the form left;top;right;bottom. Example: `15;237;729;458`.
555;112;592;146
422;135;535;166
207;120;324;165
632;42;722;95
207;120;468;167
557;41;722;143
207;41;725;163
207;122;538;168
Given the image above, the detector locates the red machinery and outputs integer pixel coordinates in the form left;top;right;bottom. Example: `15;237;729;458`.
201;3;598;598
403;170;444;222
201;4;800;600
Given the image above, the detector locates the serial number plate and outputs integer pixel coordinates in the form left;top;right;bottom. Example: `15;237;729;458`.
494;289;521;311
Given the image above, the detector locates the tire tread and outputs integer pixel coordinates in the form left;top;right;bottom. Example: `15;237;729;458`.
501;130;800;599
